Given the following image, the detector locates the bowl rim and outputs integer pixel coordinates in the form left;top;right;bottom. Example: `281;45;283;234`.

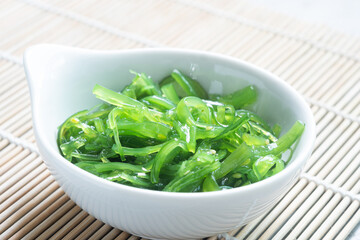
24;44;316;199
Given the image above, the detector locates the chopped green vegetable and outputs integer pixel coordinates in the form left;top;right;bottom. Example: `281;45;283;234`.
58;69;304;192
212;85;257;109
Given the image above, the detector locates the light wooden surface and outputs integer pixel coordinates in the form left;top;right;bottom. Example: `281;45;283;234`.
0;0;359;239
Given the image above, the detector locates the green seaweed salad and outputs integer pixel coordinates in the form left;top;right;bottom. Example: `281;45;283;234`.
58;69;305;192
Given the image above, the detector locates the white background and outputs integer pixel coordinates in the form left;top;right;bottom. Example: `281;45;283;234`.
252;0;360;37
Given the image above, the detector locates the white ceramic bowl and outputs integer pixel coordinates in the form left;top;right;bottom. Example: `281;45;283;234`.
24;44;315;239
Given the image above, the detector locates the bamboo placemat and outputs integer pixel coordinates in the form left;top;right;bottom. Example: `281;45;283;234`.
0;0;359;239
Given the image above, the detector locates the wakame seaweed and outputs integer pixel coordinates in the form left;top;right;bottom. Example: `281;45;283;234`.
57;69;305;192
